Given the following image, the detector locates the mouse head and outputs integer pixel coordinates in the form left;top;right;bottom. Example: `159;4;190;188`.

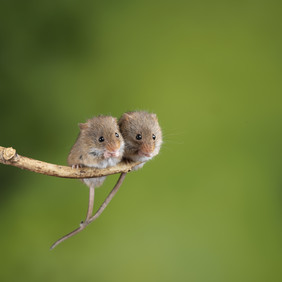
80;116;124;159
118;111;162;162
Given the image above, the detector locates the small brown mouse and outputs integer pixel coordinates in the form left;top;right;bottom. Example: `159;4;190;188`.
68;115;124;187
118;111;163;170
51;115;124;249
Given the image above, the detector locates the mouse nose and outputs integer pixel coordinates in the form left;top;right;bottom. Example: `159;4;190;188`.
139;144;154;157
104;150;120;158
139;152;152;157
104;145;121;158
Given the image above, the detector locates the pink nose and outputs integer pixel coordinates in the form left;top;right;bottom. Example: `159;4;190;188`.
138;151;152;158
143;153;152;157
109;151;120;157
104;150;120;158
139;144;154;158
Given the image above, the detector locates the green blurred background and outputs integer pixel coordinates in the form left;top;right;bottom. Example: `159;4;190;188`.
1;0;282;281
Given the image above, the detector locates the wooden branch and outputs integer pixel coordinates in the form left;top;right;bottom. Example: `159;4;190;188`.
0;146;140;178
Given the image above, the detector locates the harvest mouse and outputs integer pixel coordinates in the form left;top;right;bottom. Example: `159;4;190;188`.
68;115;124;186
51;115;124;249
118;111;163;170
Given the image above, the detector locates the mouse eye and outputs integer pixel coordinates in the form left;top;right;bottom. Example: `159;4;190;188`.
98;136;105;142
115;133;119;138
136;134;142;140
152;134;156;140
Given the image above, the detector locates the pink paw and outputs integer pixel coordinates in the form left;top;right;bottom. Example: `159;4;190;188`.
71;164;83;169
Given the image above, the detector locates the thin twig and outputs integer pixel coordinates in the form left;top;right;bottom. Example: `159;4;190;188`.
50;225;85;250
50;173;127;250
89;172;127;223
0;146;140;178
50;185;96;250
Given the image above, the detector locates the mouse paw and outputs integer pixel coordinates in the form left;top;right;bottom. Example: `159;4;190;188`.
71;164;83;169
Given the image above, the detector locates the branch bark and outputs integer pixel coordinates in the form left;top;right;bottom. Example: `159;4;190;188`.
0;146;139;178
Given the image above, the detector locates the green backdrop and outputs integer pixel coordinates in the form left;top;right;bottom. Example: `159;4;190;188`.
1;1;282;281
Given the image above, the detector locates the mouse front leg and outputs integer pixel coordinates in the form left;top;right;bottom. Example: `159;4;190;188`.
71;164;83;169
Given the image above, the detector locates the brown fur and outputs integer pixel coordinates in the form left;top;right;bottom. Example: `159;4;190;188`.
68;115;124;187
118;111;162;169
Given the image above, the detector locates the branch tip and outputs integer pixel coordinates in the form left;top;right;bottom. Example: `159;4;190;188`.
3;147;16;161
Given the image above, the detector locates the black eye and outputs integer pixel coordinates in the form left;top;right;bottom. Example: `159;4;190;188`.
152;134;156;140
136;134;142;140
98;136;105;142
115;133;119;138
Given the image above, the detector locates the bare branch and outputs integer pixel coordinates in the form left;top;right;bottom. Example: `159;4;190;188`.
0;146;140;178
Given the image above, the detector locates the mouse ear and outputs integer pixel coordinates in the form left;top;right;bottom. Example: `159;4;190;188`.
112;116;118;122
122;112;134;120
151;113;158;120
79;123;88;130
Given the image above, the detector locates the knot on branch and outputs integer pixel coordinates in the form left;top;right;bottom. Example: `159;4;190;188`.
3;147;17;161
